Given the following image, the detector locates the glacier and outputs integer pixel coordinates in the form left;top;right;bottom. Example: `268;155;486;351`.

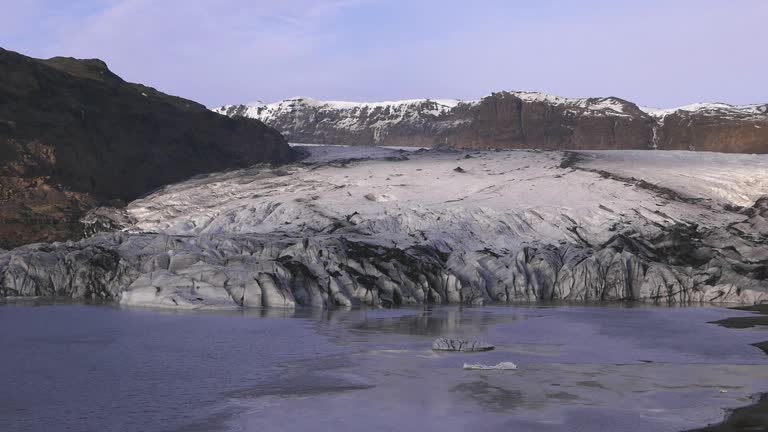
2;145;767;309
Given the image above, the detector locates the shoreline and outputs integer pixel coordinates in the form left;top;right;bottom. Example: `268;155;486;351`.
693;304;768;431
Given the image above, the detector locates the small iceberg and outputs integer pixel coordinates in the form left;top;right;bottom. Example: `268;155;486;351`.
463;362;518;370
432;338;494;352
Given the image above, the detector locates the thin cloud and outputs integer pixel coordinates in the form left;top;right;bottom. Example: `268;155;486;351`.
2;0;766;108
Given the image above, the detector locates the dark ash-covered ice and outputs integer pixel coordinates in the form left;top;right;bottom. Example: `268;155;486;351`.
432;337;494;352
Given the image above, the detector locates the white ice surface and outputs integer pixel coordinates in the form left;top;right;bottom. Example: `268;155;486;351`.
578;150;768;207
462;362;518;370
124;146;765;253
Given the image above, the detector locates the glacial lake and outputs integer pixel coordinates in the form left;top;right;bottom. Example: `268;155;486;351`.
1;302;767;432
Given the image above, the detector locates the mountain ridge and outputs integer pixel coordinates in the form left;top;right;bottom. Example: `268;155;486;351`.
0;47;295;248
215;92;768;153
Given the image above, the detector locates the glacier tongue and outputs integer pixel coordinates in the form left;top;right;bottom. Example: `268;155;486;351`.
2;146;768;308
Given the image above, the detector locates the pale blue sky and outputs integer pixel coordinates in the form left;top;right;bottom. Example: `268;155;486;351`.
2;0;766;108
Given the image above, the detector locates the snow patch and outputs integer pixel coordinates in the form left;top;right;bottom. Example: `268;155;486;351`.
640;103;768;119
509;92;629;115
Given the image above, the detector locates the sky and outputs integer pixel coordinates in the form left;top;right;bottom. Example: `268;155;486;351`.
2;0;766;108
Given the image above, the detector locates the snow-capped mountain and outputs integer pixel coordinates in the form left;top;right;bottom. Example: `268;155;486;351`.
215;92;768;153
640;102;768;120
641;102;768;153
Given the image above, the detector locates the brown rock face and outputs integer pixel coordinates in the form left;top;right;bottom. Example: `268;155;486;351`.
656;106;768;153
0;48;295;248
217;93;768;153
218;93;655;150
441;93;654;150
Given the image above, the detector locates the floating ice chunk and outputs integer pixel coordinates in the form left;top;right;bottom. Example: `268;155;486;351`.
463;362;518;370
432;338;494;352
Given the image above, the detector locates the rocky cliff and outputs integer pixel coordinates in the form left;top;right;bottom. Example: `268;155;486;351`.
215;93;768;153
647;103;768;153
0;48;295;248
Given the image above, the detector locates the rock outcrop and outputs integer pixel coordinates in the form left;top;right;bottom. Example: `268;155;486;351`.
650;103;768;154
215;93;768;153
0;47;295;248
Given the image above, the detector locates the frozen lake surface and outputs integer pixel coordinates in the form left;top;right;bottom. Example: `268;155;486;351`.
0;303;766;432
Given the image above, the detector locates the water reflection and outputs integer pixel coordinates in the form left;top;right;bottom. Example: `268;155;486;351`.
351;307;522;337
